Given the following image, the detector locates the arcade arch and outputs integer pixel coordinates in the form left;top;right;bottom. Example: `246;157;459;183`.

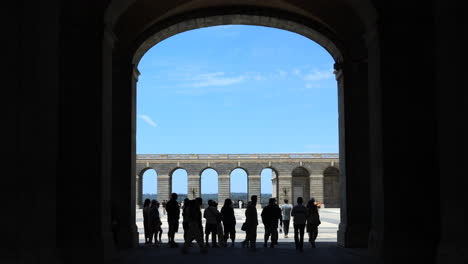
260;168;274;207
230;168;248;207
110;3;374;250
142;169;157;202
323;166;340;208
170;168;188;202
291;167;310;204
200;168;219;205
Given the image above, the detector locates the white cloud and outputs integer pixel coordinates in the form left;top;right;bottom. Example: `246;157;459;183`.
303;70;334;81
187;72;245;88
305;83;321;89
138;115;157;127
278;70;288;77
293;68;301;76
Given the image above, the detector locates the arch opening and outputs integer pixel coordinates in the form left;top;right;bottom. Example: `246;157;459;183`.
323;166;340;208
142;169;158;203
201;168;219;207
291;167;310;205
260;168;274;207
230;168;248;208
171;168;188;203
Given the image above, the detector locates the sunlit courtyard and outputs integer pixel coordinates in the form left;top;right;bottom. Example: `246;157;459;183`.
136;207;339;244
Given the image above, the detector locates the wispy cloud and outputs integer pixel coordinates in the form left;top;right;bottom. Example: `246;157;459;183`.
138;115;157;127
303;70;334;81
187;72;245;88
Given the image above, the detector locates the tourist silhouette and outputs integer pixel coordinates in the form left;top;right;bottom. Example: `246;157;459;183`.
240;201;250;247
261;198;282;248
306;198;321;248
242;195;258;250
181;199;208;254
149;200;162;246
280;199;293;238
291;197;307;251
182;198;190;242
166;193;180;247
142;198;151;244
195;197;204;235
221;198;236;247
213;201;226;247
203;199;220;247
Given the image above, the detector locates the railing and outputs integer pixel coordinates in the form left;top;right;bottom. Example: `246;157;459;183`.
137;153;339;160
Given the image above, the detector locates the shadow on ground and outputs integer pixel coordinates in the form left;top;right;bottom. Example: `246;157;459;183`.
111;242;377;264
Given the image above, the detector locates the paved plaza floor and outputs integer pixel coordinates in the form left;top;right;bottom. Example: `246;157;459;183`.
136;207;340;244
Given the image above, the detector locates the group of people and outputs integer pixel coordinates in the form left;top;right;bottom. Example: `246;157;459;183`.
142;193;321;254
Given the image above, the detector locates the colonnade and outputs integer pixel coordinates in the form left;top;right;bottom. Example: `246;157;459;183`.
135;153;340;207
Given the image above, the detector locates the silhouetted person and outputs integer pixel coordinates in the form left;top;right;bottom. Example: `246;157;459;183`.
214;201;226;247
221;198;236;247
182;197;190;242
203;200;220;247
195;197;203;235
261;198;282;248
181;199;208;254
166;193;180;247
243;195;258;250
240;201;251;247
306;198;321;248
149;200;162;246
291;197;307;251
142;198;151;244
280;199;293;238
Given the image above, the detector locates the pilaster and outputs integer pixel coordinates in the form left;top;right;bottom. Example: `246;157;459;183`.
157;175;171;201
188;175;201;199
218;174;230;203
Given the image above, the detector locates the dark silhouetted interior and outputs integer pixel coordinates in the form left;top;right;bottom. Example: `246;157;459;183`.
8;1;466;263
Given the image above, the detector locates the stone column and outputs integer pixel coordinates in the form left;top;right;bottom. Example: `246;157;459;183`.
310;174;324;203
218;174;230;204
136;174;143;208
157;175;171;201
277;175;292;205
112;61;140;249
248;175;261;208
272;170;278;199
188;175;201;199
335;60;371;248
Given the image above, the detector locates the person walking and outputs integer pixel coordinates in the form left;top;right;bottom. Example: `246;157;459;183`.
182;198;190;243
221;198;236;247
149;200;163;246
181;199;208;254
261;198;282;248
195;197;204;235
280;199;293;238
214;201;226;247
165;193;180;247
306;198;321;248
203;200;220;247
242;195;258;250
142;198;151;244
291;197;307;251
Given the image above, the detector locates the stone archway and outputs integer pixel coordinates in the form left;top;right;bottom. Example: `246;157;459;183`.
323;166;340;208
110;3;373;250
291;167;310;204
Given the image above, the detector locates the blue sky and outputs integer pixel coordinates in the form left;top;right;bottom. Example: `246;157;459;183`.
137;25;338;195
